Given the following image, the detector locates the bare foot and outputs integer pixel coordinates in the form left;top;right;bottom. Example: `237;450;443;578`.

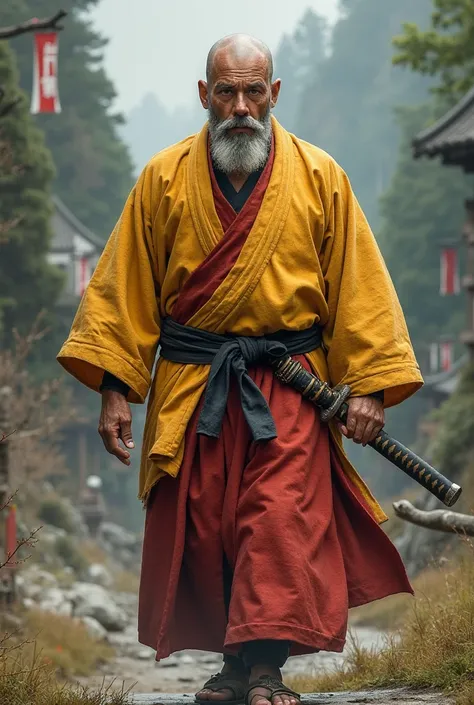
247;666;300;705
196;660;249;702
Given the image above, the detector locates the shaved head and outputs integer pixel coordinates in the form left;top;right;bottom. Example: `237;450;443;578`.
206;34;273;85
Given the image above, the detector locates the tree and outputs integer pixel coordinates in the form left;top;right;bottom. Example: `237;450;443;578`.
296;0;433;227
0;41;62;339
393;0;474;102
273;10;327;134
0;1;134;238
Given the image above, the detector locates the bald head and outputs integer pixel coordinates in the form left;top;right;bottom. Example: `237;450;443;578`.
206;34;273;86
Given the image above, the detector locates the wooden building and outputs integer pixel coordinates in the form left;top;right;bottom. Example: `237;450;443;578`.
412;87;474;433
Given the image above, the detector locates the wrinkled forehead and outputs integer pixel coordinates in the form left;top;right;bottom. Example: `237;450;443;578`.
209;47;270;84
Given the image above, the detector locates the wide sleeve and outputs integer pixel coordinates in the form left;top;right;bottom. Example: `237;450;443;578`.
57;165;161;404
319;163;423;408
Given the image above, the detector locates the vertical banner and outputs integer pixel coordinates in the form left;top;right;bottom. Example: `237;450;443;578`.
440;247;460;296
75;257;91;297
440;340;453;372
31;32;61;114
429;342;439;373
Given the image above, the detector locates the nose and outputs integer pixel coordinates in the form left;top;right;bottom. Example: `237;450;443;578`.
233;91;249;117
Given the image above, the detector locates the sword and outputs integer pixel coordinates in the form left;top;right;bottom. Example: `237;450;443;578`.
271;355;462;508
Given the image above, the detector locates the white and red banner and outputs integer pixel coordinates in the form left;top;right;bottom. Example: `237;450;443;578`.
440;340;454;372
440;247;460;296
75;257;91;297
31;32;61;114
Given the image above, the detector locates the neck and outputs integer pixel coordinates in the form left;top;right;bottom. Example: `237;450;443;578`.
227;170;251;192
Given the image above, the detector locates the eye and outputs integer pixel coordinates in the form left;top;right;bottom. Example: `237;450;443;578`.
219;88;233;96
249;89;261;95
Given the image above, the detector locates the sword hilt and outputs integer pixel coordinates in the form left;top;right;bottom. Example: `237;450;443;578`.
272;355;462;508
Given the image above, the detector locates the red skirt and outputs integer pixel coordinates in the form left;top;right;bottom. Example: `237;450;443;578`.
138;357;413;660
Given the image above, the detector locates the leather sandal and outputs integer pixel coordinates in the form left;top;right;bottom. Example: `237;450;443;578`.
245;675;301;705
195;672;249;705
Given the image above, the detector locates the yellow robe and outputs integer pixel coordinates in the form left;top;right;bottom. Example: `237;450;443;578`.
57;117;423;521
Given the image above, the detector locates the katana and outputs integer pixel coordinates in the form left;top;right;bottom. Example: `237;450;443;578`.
271;356;462;508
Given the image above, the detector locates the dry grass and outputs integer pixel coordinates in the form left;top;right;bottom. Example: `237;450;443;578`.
21;610;115;678
78;541;108;567
289;546;474;704
0;610;131;705
112;569;139;594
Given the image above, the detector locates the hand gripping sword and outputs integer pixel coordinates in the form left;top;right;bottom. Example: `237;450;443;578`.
271;356;462;508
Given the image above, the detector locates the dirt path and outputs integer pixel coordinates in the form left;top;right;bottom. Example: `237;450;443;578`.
76;594;452;704
129;691;451;704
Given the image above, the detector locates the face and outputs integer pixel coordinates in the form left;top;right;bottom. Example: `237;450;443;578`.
199;48;280;126
199;47;281;174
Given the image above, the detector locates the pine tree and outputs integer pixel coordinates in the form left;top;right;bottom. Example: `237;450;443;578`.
0;1;134;238
273;10;327;134
0;41;62;339
296;0;433;227
393;0;474;102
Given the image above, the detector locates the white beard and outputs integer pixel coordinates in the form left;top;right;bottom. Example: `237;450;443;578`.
208;107;272;175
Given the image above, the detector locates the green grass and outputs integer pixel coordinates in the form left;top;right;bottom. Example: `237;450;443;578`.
288;546;474;705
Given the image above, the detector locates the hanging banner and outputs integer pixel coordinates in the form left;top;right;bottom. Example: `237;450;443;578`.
75;257;91;297
31;32;61;114
439;340;453;372
440;247;460;296
429;342;439;373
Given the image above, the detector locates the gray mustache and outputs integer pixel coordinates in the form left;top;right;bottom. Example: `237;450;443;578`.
215;115;266;135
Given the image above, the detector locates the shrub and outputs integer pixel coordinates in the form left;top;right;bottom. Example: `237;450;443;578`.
39;496;77;534
55;535;88;575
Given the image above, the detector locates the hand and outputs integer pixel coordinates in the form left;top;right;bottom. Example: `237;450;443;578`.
338;395;384;446
98;390;134;465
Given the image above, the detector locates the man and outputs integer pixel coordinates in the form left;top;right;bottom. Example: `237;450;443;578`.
58;34;423;705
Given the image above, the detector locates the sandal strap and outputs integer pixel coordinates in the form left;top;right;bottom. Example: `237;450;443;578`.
246;675;300;705
198;673;248;700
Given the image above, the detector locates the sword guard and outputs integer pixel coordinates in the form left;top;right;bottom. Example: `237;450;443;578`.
320;384;351;422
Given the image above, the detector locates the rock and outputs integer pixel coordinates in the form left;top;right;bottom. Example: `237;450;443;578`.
70;582;128;632
180;654;195;664
23;597;34;609
137;648;155;660
87;563;113;588
78;615;108;641
99;522;138;550
39;587;73;616
19;566;58;599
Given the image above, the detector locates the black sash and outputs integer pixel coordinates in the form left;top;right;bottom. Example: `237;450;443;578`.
159;318;322;441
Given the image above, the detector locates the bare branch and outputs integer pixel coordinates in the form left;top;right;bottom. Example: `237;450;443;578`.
0;10;67;40
393;499;474;536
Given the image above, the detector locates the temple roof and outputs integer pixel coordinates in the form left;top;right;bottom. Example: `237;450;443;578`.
413;86;474;170
419;355;466;397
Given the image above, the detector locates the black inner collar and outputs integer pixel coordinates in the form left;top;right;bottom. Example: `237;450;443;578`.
213;165;263;213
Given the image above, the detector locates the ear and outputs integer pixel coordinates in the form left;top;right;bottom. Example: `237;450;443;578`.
198;80;209;110
270;78;282;109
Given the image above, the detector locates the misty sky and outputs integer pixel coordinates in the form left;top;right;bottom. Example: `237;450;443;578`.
90;0;340;113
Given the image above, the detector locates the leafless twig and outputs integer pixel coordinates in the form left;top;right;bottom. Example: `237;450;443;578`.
0;10;67;40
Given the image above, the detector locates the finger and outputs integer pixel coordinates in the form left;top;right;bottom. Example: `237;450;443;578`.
101;429;131;465
119;417;134;449
361;419;376;446
345;410;357;439
336;420;348;437
352;416;367;444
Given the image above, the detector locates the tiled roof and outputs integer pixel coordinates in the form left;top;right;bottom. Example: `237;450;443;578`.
413;86;474;167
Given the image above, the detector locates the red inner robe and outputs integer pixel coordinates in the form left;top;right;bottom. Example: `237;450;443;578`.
138;143;413;660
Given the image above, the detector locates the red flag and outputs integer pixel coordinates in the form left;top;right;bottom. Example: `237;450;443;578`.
440;340;453;372
76;257;90;297
31;32;61;114
440;247;460;295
